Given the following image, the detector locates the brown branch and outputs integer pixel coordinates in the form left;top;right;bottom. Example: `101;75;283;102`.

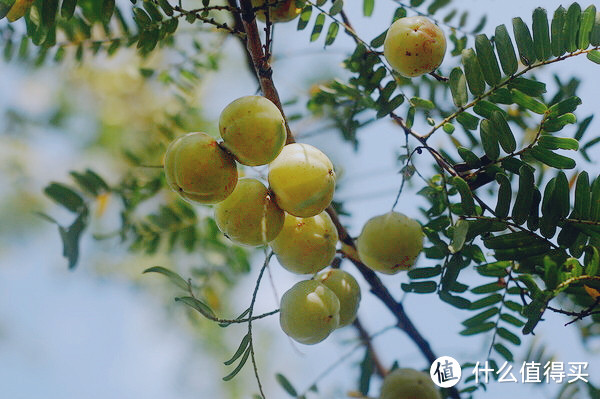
238;5;460;399
353;318;387;378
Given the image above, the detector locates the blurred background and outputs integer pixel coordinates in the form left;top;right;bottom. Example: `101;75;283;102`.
0;0;598;398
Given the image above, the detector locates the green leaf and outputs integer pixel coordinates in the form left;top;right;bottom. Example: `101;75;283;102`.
60;0;76;19
370;30;387;48
451;176;476;215
224;334;250;366
470;293;503;310
587;50;600;64
551;6;567;56
573;171;591;219
358;348;374;395
457;146;481;168
473;100;505;120
542;113;577;132
538;136;579;151
175;296;216;319
495;173;511;218
494;343;514;362
44;182;85;212
511;165;534;225
480;119;499;160
133;7;151;26
276;373;298;397
547;96;581;118
324;22;339;46
511;89;547;114
494;24;518;75
512;17;536;64
448;67;469;107
460;321;495;335
222;347;251;381
554;171;570;218
532;7;551;61
563;2;581;53
297;6;312;30
471;282;504;294
401;281;437;293
491;111;516;153
329;0;343;16
528;146;576;169
143;266;189;291
591;9;600;46
456;112;480;130
462;307;499;327
461;48;486;96
508;77;546;97
439;291;472;309
58;209;88;269
41;0;59;27
449;219;469;253
497;326;521;345
578;5;596;49
363;0;374;16
475;34;501;86
500;313;525;327
0;0;16;20
310;13;325;42
157;0;174;16
408;265;442;279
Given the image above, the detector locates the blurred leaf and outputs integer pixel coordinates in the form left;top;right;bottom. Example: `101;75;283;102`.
143;266;189;290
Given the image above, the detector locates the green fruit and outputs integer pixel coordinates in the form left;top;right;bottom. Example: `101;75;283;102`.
214;178;284;246
383;16;446;77
279;280;340;345
268;143;336;218
356;212;424;274
380;368;441;399
251;0;303;23
315;269;361;327
271;211;338;274
219;96;286;166
163;132;238;204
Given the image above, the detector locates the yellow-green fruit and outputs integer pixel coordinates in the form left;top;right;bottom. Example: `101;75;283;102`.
268;143;336;218
214;178;284;246
356;212;423;274
379;368;441;399
271;211;338;274
251;0;302;23
316;269;361;327
219;96;286;166
163;132;238;204
383;16;446;77
279;280;340;345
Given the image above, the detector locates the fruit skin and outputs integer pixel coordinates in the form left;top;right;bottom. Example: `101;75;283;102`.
279;280;340;345
214;178;285;246
271;211;338;274
316;269;361;327
356;212;424;274
268;143;336;218
163;132;238;204
379;368;441;399
251;0;302;23
383;16;446;77
219;96;286;166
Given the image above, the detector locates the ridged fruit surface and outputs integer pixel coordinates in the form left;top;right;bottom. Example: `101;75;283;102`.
384;16;446;77
270;211;338;274
251;0;302;23
164;132;237;204
214;178;284;246
316;269;361;327
279;280;340;345
268;143;335;218
219;96;286;166
356;212;423;274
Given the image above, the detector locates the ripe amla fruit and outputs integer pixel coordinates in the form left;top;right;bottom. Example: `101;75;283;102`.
163;132;238;204
214;178;285;246
383;16;446;77
270;211;338;274
251;0;303;23
279;280;340;345
316;269;361;327
219;96;286;166
356;212;424;274
268;143;336;218
379;368;441;399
